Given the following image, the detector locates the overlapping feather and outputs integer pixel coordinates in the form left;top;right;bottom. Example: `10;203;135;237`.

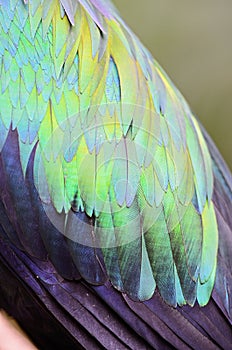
0;0;218;306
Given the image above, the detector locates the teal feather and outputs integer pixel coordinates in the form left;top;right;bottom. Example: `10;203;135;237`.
0;116;8;151
145;208;177;306
0;90;12;129
105;57;120;103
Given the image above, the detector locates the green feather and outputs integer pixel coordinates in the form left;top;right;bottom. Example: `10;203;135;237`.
200;202;218;283
0;0;219;307
145;208;177;306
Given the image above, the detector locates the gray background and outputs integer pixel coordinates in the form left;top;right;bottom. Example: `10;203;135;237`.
115;0;232;169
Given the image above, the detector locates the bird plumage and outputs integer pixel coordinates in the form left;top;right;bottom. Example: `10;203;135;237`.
0;0;231;348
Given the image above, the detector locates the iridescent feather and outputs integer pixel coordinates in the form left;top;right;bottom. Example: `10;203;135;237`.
0;0;218;307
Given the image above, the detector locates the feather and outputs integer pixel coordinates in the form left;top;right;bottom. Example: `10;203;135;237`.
0;1;231;348
0;0;220;306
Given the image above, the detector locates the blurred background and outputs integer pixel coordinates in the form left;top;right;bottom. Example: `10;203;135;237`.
115;0;232;170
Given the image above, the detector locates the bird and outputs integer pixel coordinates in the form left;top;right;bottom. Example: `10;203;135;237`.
0;0;231;349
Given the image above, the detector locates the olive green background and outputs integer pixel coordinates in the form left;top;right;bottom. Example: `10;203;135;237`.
115;0;232;170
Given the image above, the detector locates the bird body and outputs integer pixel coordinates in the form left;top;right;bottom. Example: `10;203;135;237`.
0;0;231;349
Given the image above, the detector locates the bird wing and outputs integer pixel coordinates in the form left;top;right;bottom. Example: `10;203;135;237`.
0;0;231;348
1;125;231;349
0;0;221;307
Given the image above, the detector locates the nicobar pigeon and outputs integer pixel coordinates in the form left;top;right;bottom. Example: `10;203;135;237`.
0;0;231;349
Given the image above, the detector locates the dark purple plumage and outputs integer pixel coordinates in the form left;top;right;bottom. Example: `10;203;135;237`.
0;128;231;349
